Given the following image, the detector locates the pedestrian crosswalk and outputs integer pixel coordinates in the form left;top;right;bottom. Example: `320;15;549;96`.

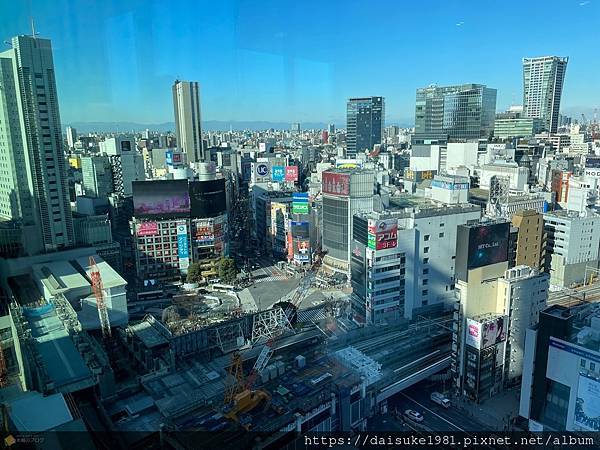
253;274;288;283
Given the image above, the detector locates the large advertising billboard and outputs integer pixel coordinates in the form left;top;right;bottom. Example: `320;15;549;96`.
466;316;507;350
575;374;600;431
585;156;600;169
294;239;310;262
133;180;190;217
254;162;271;180
367;219;398;250
285;165;299;182
467;222;509;270
291;221;310;239
176;221;190;271
292;192;309;214
136;221;158;237
272;166;285;182
466;318;482;349
322;172;350;196
189;179;226;218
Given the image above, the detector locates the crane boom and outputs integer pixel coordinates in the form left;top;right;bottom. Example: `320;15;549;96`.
89;256;112;339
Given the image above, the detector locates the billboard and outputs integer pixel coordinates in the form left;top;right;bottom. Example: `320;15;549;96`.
322;172;350;196
467;222;509;270
136;221;158;237
292;192;309;214
189;179;226;218
272;166;285;182
481;316;507;349
133;180;190;217
585;157;600;169
291;221;310;239
254;162;270;179
167;150;183;166
177;222;190;271
431;179;470;190
466;318;482;349
294;239;310;262
466;316;507;350
367;219;398;250
285;166;299;182
405;169;436;182
575;374;600;431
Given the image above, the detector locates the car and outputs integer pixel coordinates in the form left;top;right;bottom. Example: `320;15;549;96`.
403;409;424;423
430;392;451;408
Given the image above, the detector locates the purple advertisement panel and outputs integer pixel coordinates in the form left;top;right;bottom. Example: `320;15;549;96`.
133;180;190;217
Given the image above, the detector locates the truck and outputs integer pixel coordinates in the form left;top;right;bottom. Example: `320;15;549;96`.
430;392;451;408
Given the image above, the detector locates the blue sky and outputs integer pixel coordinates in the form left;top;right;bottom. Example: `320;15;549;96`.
1;0;598;125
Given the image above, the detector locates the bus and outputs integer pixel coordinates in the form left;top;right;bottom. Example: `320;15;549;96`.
211;283;236;293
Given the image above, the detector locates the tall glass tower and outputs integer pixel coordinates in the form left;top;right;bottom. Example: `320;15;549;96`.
415;84;497;141
522;56;568;134
0;35;74;252
346;97;384;158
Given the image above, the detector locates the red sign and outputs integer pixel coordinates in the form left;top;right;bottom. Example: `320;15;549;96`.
137;221;158;236
285;166;298;182
374;219;398;250
322;172;350;196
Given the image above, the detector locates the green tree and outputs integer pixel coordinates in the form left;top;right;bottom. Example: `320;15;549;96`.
218;257;238;283
186;262;203;284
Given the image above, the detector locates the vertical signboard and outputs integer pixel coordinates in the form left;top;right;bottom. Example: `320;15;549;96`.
292;192;309;214
177;221;190;271
272;166;285;182
367;219;398;250
285;165;299;182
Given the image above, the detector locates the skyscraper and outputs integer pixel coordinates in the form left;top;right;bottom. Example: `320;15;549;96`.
0;35;74;252
172;80;205;163
346;97;384;158
522;56;568;134
66;126;77;150
414;84;497;141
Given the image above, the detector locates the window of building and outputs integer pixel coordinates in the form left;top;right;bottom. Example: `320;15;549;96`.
423;268;429;275
423;257;429;264
422;279;428;285
424;247;429;253
424;234;430;241
439;232;444;238
422;289;428;296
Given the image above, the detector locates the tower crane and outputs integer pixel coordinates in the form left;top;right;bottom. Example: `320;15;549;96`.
89;256;112;339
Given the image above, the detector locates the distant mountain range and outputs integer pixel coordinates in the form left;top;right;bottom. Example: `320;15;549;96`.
64;119;414;133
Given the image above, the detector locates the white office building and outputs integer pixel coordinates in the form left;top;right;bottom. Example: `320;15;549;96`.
172;80;205;163
497;266;549;386
543;210;600;287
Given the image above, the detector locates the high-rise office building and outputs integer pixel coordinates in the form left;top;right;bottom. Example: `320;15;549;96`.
66;126;77;150
0;35;74;252
172;80;205;163
81;156;114;198
346;97;384;158
414;84;497;141
522;56;568;134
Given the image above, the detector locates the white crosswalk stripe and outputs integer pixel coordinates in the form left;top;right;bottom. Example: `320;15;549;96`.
253;275;288;283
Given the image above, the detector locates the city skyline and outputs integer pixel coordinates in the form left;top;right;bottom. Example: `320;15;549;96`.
1;0;598;126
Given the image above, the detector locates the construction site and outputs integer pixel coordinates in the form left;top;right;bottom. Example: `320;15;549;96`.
0;249;454;447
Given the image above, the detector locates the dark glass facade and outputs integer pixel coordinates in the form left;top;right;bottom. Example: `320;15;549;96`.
346;97;384;158
322;196;349;260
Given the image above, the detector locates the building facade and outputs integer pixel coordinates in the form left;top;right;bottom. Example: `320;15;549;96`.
346;97;384;158
0;35;74;252
522;56;568;134
414;84;497;141
172;80;205;163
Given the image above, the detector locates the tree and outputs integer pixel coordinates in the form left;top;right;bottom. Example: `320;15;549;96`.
218;257;238;284
186;262;203;284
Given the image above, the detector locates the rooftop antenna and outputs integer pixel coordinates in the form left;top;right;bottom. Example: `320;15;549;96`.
30;17;39;38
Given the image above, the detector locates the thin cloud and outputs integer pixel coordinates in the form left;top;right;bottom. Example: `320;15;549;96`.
456;21;465;27
579;1;590;6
